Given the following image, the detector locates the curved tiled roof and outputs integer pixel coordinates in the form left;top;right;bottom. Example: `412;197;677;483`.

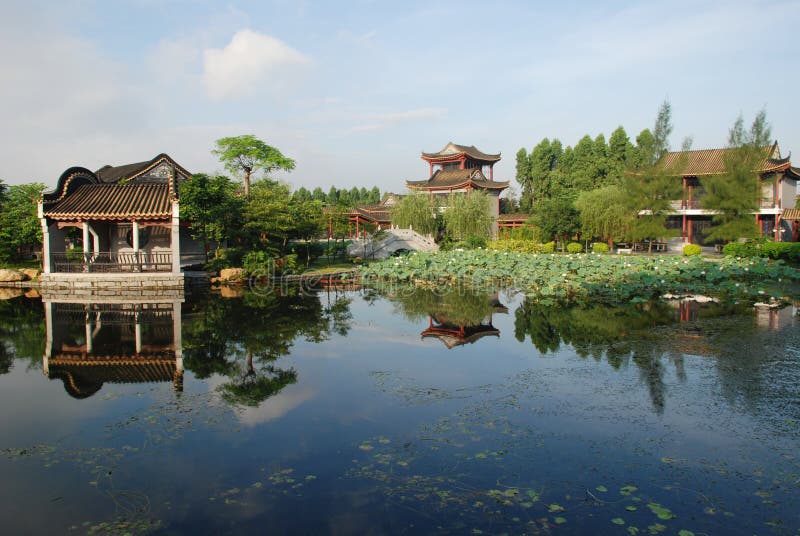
95;153;192;183
47;355;178;398
43;183;173;220
422;142;501;162
421;322;500;349
660;144;790;176
782;208;800;220
407;168;509;191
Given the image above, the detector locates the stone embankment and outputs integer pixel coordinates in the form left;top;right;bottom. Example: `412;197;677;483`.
0;268;41;287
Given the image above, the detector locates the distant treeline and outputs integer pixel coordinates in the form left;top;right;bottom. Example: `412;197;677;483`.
515;125;658;211
291;185;382;206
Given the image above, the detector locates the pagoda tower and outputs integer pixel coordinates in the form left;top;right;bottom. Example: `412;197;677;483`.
406;142;509;236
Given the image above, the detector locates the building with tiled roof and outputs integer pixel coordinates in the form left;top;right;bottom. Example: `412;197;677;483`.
660;142;800;244
406;143;510;237
38;154;205;280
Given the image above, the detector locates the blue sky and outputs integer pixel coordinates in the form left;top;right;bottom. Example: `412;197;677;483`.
2;0;798;194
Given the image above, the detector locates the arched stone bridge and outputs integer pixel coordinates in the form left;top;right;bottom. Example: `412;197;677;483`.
347;228;439;259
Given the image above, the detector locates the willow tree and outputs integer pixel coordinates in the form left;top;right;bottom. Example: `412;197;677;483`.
443;191;494;241
212;135;296;198
391;193;438;235
702;111;770;243
575;185;631;245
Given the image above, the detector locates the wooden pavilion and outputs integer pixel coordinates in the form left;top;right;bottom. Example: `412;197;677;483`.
38;154;205;279
406;143;510;236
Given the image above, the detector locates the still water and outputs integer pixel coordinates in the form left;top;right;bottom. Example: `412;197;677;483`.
0;285;798;535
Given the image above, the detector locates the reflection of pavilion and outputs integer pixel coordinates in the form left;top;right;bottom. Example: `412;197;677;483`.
42;296;183;399
420;297;508;349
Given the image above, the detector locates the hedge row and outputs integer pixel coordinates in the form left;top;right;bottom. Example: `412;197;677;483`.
722;239;800;263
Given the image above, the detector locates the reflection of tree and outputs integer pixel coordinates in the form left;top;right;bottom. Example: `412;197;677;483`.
511;299;751;414
0;296;45;373
219;352;297;407
182;288;351;406
378;284;501;326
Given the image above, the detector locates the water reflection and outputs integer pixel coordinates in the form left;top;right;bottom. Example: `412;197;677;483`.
182;288;352;407
373;285;508;349
42;298;184;398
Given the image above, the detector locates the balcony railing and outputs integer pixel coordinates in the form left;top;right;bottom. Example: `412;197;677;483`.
52;252;173;273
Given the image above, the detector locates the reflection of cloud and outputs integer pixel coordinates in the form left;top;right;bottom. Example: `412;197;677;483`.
235;385;316;426
203;29;311;99
340;324;429;347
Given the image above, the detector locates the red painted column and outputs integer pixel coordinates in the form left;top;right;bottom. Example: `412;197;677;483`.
774;214;779;241
460;157;465;170
429;162;433;177
490;164;494;181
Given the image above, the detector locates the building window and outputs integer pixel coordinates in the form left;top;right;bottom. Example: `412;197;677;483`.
126;228;150;248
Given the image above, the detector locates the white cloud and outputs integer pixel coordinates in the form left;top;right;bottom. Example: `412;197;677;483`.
202;29;310;99
344;107;447;135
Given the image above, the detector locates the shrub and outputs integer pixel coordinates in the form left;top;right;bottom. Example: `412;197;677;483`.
242;250;273;276
206;247;244;272
683;244;702;256
566;242;583;254
541;241;556;253
592;242;610;254
722;238;800;263
463;235;488;249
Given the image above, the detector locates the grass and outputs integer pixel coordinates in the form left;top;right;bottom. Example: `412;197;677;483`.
0;259;42;271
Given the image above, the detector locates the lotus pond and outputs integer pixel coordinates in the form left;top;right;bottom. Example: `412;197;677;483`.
0;283;798;535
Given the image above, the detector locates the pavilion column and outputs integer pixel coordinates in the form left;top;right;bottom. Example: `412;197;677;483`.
429;162;433;177
489;164;494;181
173;300;184;392
171;201;181;274
132;220;140;272
85;308;93;354
82;222;90;255
134;310;142;354
38;203;51;274
774;214;780;241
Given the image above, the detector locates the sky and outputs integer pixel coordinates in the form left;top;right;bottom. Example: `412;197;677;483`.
1;0;798;194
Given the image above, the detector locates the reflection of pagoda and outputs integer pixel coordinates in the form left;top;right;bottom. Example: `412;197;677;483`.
420;296;508;349
42;297;183;399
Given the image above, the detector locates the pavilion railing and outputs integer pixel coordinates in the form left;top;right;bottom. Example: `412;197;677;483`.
51;252;173;273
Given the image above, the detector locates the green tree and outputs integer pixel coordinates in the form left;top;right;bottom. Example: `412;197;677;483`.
391;193;438;235
515;147;532;210
244;180;295;252
528;138;564;203
311;187;326;201
292;186;312;201
608;126;634;184
529;196;580;247
369;186;381;204
212;135;296;199
179;174;243;262
623;101;683;251
0;183;46;263
575;185;631;244
442;191;494;241
702;111;771;243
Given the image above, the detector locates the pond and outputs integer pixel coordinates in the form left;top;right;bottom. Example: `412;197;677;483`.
0;285;798;535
